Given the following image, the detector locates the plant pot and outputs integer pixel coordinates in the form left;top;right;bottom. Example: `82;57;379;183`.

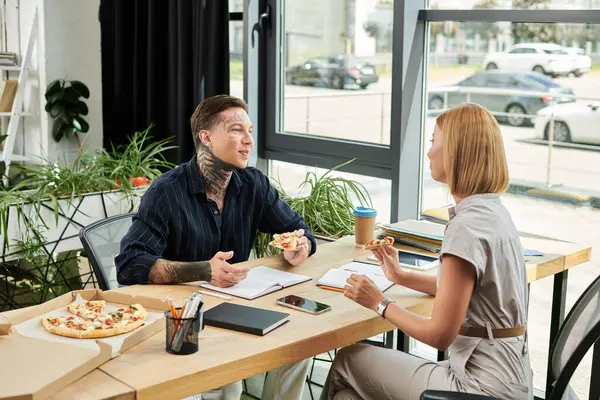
0;188;147;261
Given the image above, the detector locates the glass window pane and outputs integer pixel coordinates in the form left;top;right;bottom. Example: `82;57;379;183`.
422;20;599;398
229;0;243;12
269;160;392;226
429;0;600;9
229;20;243;98
280;0;393;145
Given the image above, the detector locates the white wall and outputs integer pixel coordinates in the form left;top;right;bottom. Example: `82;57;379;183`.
42;0;103;161
5;0;102;165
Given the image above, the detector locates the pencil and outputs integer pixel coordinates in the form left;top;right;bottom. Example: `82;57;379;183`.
319;285;345;293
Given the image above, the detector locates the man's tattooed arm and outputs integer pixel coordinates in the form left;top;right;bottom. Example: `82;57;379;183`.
147;259;212;284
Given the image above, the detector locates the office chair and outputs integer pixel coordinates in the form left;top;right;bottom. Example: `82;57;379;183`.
78;213;135;290
421;273;600;400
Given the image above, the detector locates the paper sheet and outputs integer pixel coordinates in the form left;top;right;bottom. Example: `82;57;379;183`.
13;294;164;357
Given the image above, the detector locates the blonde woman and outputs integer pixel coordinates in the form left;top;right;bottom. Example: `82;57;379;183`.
320;103;533;400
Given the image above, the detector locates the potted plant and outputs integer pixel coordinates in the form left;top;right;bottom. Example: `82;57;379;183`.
44;79;90;147
252;160;373;259
101;124;177;189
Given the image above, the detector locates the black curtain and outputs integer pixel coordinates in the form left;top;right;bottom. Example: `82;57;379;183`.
99;0;230;165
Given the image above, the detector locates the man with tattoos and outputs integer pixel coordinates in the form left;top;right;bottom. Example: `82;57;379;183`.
115;95;316;400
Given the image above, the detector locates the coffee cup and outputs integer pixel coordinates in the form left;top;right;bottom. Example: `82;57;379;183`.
353;206;377;247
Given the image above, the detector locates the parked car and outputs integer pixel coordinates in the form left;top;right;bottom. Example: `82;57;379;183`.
534;101;600;145
483;43;572;77
427;70;575;126
563;47;592;77
285;55;379;90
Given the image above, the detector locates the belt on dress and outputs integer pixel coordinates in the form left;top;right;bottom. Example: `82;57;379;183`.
459;325;527;338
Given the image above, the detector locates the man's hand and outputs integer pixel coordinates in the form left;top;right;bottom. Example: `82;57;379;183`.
344;274;386;311
208;251;250;288
283;229;311;266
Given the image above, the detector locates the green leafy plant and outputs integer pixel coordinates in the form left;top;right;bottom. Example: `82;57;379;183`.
102;124;177;189
15;153;117;199
44;79;90;145
253;160;373;259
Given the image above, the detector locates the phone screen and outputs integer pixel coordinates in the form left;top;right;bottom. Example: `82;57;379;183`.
398;251;438;267
277;295;331;313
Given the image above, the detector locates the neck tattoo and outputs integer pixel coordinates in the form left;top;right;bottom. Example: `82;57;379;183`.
196;147;234;211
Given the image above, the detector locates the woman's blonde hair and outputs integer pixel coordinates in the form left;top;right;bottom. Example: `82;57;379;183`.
436;102;509;198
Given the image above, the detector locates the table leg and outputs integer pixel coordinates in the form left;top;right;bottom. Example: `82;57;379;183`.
384;330;395;349
590;342;600;400
397;330;411;353
545;269;568;398
437;350;448;361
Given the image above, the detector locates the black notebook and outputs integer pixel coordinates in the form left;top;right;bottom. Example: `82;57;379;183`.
203;302;290;336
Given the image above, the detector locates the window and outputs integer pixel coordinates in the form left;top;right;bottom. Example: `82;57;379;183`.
458;74;485;87
269;160;392;225
229;20;243;98
279;0;394;146
429;0;600;9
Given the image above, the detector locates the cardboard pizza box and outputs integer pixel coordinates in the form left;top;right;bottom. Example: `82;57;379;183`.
0;289;170;400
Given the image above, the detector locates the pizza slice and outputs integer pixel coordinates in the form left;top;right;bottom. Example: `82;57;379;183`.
269;231;297;250
363;236;394;251
109;304;146;324
67;300;106;320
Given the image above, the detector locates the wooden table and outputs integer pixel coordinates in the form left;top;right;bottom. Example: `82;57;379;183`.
2;234;592;400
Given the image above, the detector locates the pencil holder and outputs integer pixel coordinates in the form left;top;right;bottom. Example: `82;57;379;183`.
165;307;203;355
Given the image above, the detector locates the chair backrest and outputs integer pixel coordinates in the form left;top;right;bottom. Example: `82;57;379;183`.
550;273;600;400
78;213;135;290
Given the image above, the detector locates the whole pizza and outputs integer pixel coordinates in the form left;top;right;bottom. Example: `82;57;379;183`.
42;301;147;339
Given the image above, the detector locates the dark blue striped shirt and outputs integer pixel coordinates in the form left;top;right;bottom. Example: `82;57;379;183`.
115;157;317;285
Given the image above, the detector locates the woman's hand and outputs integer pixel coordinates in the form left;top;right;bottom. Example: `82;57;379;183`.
344;274;386;311
371;245;404;284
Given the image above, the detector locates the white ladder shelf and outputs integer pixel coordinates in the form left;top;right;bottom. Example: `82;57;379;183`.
1;7;39;185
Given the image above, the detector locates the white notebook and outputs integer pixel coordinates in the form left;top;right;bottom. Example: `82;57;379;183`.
200;266;312;300
317;262;394;292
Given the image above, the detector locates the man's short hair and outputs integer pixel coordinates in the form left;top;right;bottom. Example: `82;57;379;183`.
190;95;249;150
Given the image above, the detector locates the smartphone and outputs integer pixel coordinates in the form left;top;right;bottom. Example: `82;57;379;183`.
276;295;332;315
398;250;439;270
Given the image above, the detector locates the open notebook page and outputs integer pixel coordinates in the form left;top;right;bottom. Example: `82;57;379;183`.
200;266;311;300
318;262;394;292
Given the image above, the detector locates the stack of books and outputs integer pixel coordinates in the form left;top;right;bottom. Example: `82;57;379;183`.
381;219;445;253
420;205;451;225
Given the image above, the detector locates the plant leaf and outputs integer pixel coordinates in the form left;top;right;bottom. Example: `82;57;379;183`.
52;119;68;142
47;89;65;104
44;79;62;99
63;88;80;103
69;81;90;98
71;116;89;133
71;101;88;115
49;102;63;118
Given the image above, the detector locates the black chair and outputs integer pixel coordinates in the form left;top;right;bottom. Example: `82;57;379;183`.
78;213;135;290
421;273;600;400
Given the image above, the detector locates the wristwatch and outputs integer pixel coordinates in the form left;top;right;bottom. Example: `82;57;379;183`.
376;299;395;318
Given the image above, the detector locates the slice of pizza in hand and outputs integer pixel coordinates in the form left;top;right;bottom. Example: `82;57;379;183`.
363;236;394;250
269;231;297;250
